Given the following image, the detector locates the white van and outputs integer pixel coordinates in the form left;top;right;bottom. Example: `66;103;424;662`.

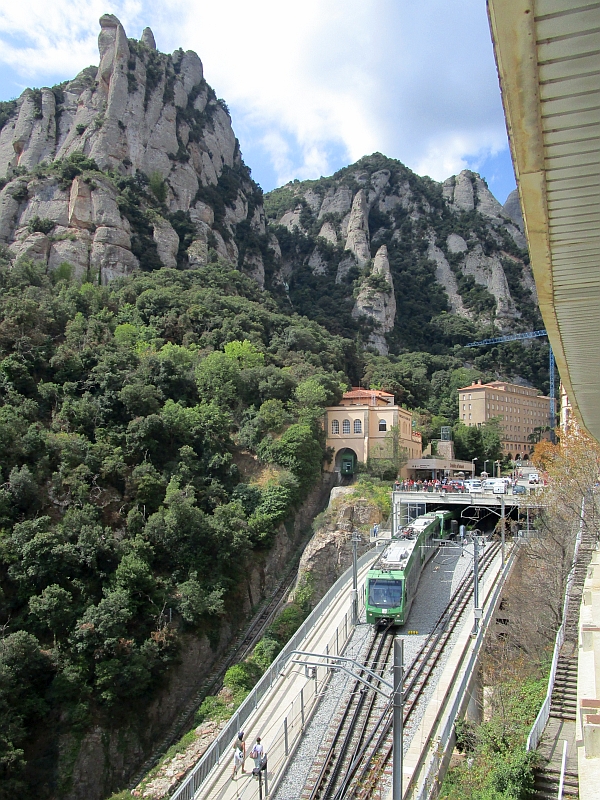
482;478;506;493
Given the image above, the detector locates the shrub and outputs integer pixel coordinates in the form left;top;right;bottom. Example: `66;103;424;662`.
27;216;55;235
10;183;29;203
250;637;280;671
266;603;306;645
0;99;17;132
148;172;167;204
194;694;233;725
223;661;262;694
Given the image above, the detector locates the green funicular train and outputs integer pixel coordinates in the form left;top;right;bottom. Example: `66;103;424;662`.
340;452;356;476
365;510;457;625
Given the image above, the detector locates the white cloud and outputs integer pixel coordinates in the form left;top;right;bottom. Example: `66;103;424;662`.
0;0;511;191
0;2;144;75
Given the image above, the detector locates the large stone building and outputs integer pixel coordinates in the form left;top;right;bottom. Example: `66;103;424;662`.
458;379;551;460
324;388;421;475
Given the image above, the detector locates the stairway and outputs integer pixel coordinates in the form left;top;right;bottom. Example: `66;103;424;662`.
549;656;578;722
530;506;599;800
532;766;578;800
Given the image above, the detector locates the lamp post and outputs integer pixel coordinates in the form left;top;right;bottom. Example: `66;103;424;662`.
483;459;489;475
471;457;478;477
495;459;500;478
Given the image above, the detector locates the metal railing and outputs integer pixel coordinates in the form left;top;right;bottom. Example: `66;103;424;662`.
393;486;536;496
403;540;520;800
526;498;585;751
170;547;379;800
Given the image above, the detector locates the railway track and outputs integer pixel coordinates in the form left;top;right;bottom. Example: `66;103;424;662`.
302;539;501;800
304;623;395;800
128;549;304;790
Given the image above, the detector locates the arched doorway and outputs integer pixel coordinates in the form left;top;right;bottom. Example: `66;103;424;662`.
334;447;359;476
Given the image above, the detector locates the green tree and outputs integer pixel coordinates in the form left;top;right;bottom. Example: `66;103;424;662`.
28;584;74;643
223;339;265;369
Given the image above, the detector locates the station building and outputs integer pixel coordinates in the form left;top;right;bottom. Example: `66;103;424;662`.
324;388;421;476
458;379;551;461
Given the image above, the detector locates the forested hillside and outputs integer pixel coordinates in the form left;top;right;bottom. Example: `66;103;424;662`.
0;257;355;797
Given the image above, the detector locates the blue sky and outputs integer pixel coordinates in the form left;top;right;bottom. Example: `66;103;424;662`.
0;0;516;202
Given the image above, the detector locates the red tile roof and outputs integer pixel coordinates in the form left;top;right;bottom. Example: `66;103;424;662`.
343;388;394;398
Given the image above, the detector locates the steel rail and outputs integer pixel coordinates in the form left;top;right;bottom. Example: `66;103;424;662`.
307;623;394;800
348;541;503;799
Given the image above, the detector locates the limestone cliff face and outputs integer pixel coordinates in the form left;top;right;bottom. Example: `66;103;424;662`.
0;14;268;285
265;155;539;349
352;244;396;354
290;490;381;608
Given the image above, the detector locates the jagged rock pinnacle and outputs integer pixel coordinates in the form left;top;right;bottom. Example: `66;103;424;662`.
141;27;156;49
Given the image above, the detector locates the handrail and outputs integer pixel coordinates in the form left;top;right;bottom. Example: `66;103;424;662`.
557;740;568;800
526;497;585;751
169;545;380;800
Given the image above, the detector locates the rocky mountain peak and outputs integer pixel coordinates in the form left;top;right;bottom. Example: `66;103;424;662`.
264;152;538;353
0;14;270;285
141;27;157;50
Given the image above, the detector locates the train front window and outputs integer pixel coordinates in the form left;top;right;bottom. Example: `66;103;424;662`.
368;579;403;608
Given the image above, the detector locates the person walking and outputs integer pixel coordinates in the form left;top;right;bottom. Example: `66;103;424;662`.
231;730;246;778
250;737;264;774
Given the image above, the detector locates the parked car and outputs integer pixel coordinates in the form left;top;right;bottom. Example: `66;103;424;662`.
464;479;482;492
483;478;507;493
512;484;527;495
528;473;539;485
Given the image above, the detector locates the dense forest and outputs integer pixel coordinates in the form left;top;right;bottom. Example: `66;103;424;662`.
0;257;352;797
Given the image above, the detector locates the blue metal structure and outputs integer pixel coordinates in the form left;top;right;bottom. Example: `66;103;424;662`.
465;330;556;431
465;329;547;347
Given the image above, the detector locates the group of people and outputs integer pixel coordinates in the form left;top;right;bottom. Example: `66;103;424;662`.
231;730;266;780
393;478;466;492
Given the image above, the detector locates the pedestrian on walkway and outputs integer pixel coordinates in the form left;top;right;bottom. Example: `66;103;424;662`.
250;737;264;773
231;730;246;778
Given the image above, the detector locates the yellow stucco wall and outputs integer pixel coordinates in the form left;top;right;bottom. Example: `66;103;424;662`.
324;404;420;472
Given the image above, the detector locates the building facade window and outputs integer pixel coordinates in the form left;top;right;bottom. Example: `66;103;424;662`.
331;419;339;434
342;420;350;434
354;419;362;434
378;420;387;431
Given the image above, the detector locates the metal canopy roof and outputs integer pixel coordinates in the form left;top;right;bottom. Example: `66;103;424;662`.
487;0;600;441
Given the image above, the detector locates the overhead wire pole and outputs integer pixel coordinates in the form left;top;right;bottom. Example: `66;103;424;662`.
393;637;404;800
351;530;359;625
465;329;556;436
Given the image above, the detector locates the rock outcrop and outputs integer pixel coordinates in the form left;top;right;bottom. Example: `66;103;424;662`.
291;491;380;607
428;236;469;316
352;245;396;354
503;188;524;231
344;189;371;266
0;15;267;284
265;153;537;351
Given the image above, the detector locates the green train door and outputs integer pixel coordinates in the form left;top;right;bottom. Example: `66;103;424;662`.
340;453;355;475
